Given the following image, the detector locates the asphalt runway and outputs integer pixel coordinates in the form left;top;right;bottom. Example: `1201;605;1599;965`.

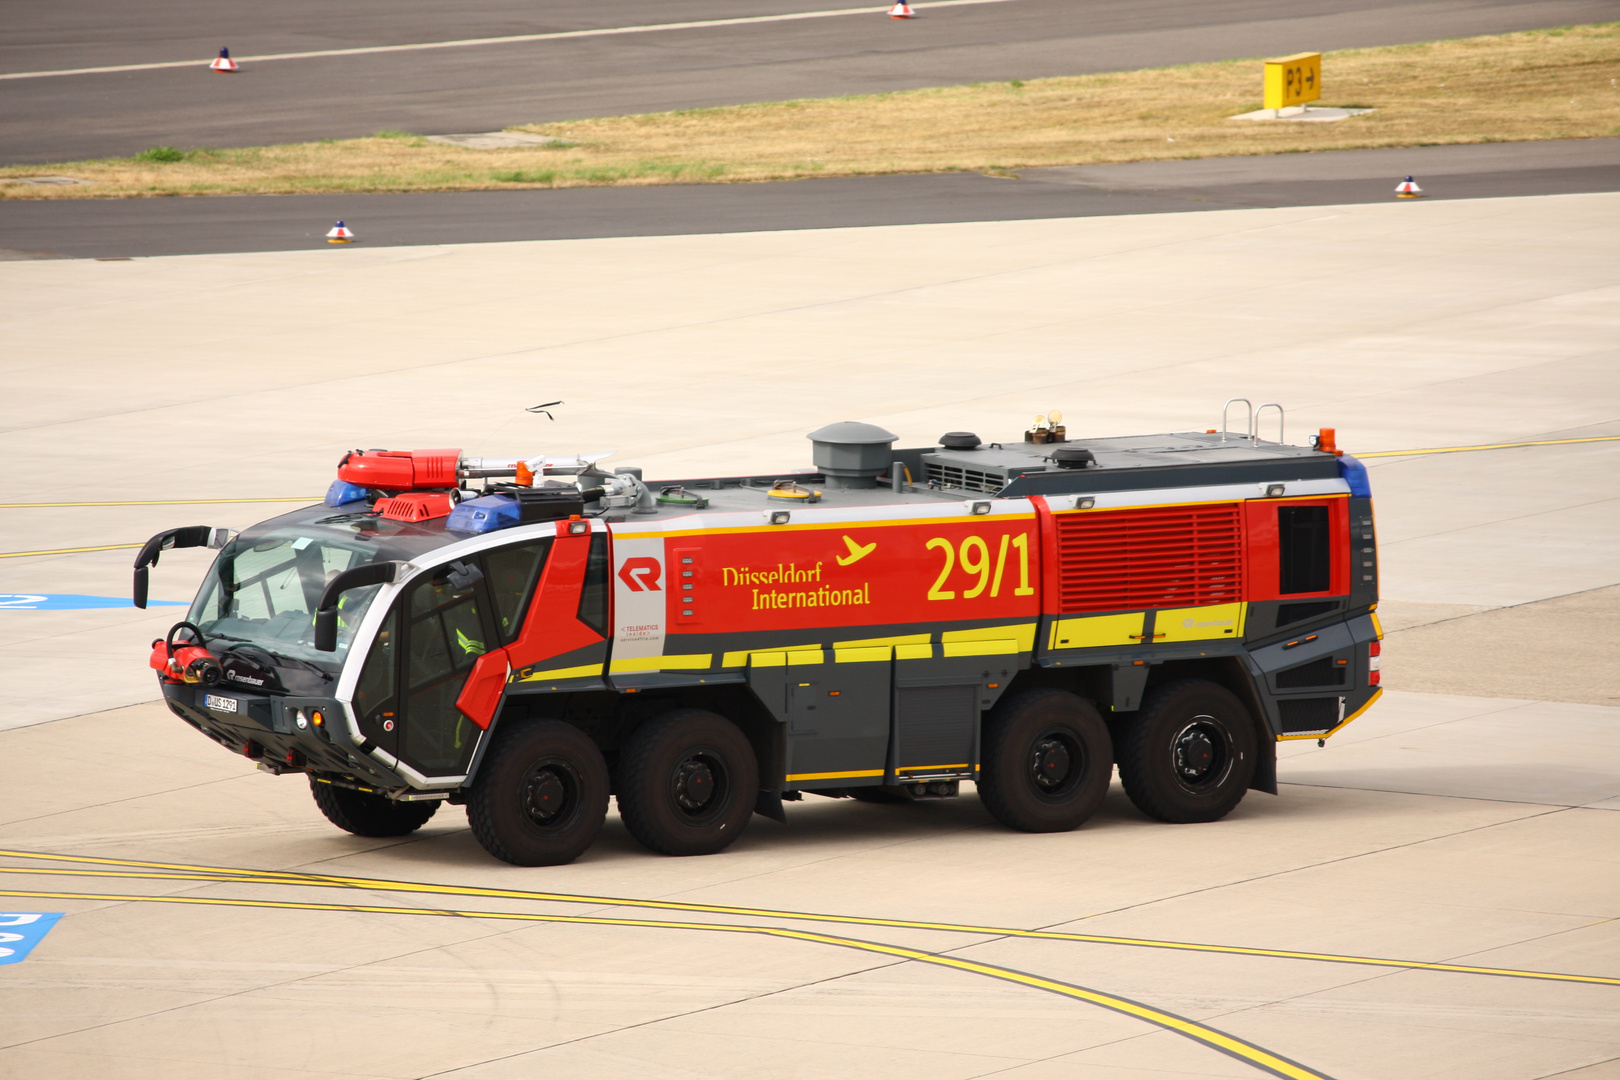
2;138;1616;259
4;0;1615;164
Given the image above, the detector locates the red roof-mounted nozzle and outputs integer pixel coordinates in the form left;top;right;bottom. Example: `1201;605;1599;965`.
1315;428;1342;457
337;448;461;490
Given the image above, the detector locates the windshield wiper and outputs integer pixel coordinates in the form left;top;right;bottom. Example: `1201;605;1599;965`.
252;649;335;680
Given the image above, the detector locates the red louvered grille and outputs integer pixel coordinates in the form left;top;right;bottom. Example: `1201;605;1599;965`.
1054;504;1243;613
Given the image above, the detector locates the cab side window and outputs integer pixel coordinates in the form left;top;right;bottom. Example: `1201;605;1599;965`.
354;607;397;739
576;533;609;637
483;539;554;643
1278;505;1330;594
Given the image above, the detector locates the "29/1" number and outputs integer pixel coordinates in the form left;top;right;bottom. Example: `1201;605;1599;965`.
925;533;1035;601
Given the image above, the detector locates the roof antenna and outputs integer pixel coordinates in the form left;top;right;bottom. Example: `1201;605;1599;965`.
526;401;563;421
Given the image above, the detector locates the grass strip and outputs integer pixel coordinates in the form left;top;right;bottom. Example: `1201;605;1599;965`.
2;23;1616;200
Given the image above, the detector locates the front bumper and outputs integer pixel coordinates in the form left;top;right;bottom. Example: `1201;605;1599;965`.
161;680;399;787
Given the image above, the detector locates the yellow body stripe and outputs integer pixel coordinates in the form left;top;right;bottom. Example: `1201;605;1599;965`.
607;654;712;673
833;632;930;650
783;769;886;782
515;663;604;682
2;849;1611;987
942;639;1018;657
941;622;1037;650
721;644;820;667
0;885;1333;1080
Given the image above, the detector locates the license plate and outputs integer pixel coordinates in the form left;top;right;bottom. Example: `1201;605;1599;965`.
204;693;239;714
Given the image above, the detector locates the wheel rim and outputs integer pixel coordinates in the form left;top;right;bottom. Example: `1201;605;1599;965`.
1027;727;1086;802
667;745;729;825
1169;714;1233;795
521;756;582;833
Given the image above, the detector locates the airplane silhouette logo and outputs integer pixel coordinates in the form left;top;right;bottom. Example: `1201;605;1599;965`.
836;535;876;567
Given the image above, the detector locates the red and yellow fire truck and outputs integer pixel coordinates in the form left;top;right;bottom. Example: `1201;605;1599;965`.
137;410;1382;865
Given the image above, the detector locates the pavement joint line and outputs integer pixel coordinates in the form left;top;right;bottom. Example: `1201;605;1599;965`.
1039;803;1576;952
0;0;1020;81
0;886;1335;1080
418;952;914;1079
1278;780;1609;811
1375;491;1620;549
2;851;1614;987
1379;581;1620;636
0;889;555;1060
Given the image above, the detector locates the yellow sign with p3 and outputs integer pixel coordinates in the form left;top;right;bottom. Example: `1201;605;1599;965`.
1263;52;1321;110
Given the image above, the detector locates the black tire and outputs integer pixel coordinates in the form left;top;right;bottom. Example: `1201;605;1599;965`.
467;720;609;866
978;689;1113;832
309;777;439;838
616;709;758;856
1117;679;1258;823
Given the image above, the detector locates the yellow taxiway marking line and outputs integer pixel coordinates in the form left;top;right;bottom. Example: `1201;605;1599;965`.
1357;435;1620;458
0;498;317;508
0;0;1019;81
2;853;1612;987
0;885;1332;1080
0;543;142;559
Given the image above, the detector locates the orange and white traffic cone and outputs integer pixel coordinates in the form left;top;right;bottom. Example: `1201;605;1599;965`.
209;47;239;73
326;221;355;244
1394;176;1423;198
888;2;916;17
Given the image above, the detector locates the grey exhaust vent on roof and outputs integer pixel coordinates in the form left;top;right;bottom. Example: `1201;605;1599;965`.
1049;446;1096;469
939;431;981;451
806;421;898;488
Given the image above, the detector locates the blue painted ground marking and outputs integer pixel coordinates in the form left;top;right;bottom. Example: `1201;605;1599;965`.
0;594;185;610
0;913;62;964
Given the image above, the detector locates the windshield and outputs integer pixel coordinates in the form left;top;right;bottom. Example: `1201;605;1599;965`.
187;506;460;673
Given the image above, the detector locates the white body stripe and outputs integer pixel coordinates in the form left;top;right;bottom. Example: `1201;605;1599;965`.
610;535;668;663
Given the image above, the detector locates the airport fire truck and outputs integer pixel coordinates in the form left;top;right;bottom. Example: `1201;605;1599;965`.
136;405;1382;865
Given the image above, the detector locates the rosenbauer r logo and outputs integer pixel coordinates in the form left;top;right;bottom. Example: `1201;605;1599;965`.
618;558;662;592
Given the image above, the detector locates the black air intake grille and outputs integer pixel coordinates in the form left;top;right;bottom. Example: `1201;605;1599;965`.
1276;657;1347;689
1279;697;1341;734
925;462;1008;493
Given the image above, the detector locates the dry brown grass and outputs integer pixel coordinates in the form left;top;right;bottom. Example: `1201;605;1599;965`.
4;23;1617;200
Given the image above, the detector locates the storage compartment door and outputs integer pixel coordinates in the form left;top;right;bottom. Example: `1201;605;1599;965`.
783;648;892;786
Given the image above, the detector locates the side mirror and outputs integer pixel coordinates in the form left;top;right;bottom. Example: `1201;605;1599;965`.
313;608;340;653
132;526;231;609
313;561;404;652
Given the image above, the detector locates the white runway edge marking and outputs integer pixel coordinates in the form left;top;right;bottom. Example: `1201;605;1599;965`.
0;0;1019;81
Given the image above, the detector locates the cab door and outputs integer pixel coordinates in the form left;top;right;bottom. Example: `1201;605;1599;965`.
396;559;500;777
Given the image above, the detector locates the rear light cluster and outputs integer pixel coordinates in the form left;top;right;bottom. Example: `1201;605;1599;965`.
1368;640;1381;687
